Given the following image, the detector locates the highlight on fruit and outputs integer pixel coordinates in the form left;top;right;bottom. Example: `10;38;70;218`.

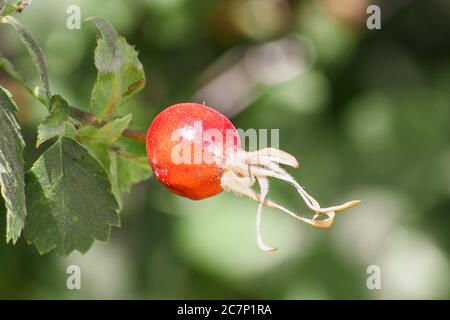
146;103;361;252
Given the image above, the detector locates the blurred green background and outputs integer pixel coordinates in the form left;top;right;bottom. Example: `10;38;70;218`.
0;0;449;299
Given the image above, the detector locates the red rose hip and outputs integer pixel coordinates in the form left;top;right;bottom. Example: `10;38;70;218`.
146;102;240;200
146;102;360;252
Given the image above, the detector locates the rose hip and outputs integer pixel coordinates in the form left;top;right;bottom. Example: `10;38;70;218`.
146;103;360;251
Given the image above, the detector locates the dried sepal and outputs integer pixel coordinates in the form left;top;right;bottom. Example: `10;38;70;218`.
221;147;360;252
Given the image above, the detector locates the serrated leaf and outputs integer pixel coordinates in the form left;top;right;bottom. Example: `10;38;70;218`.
86;16;145;120
4;16;51;104
0;86;26;244
76;114;132;145
24;137;120;255
36;95;70;148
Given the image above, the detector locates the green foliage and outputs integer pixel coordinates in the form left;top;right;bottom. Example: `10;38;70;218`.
3;15;51;104
0;10;150;255
24;138;120;255
36;95;71;148
86;17;146;120
0;86;26;244
0;0;449;300
77;114;132;145
114;138;151;192
0;53;48;105
76;115;151;205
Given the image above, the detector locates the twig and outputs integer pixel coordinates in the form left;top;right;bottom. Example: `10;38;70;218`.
110;146;142;160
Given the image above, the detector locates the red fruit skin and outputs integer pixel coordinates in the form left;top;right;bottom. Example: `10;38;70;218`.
146;103;240;200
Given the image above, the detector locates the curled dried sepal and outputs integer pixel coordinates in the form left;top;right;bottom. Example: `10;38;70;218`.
256;177;277;252
221;148;360;252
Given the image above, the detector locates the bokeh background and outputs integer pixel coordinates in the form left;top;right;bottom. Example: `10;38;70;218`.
1;0;449;299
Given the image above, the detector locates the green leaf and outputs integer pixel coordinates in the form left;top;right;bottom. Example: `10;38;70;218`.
107;138;151;202
24;137;120;255
101;147;150;206
36;95;70;148
0;86;26;244
76;116;150;205
114;137;151;192
3;16;51;104
76;114;132;145
0;53;49;106
78;143;123;202
0;53;28;87
86;16;145;120
115;152;151;192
